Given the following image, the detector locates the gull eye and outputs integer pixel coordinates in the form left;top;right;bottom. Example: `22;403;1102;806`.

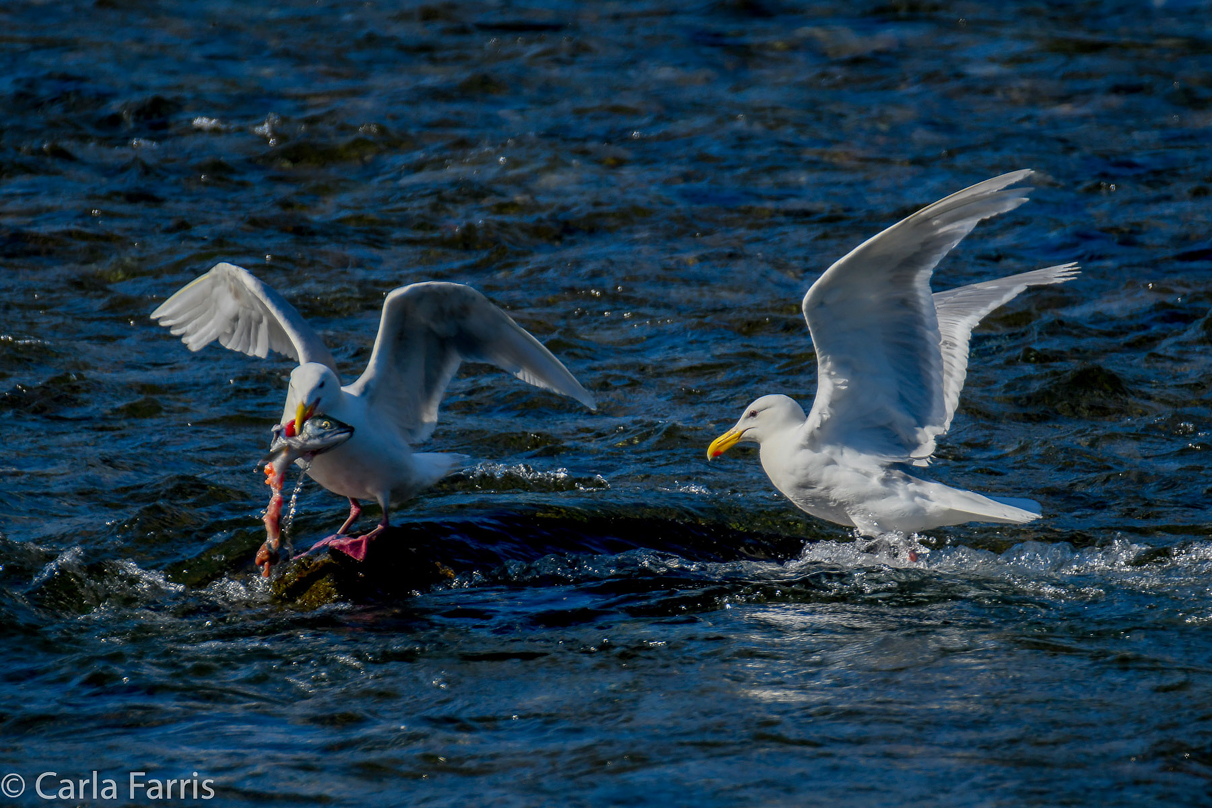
748;409;758;418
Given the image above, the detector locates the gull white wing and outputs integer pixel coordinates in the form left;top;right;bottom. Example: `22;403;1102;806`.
800;170;1035;461
151;262;338;374
346;282;595;444
933;262;1080;436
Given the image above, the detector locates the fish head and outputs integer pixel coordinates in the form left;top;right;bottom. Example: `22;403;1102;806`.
297;415;355;451
259;414;354;470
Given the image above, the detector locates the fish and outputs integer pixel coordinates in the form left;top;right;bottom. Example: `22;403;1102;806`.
255;416;355;577
259;415;355;468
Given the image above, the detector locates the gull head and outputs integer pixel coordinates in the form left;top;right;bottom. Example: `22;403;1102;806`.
707;395;805;460
289;362;341;429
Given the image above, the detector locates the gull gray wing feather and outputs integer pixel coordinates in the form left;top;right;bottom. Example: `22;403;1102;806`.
801;170;1035;461
933;262;1080;436
346;282;595;444
151;262;338;374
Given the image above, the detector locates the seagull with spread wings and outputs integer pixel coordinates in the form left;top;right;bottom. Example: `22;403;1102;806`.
152;266;596;560
707;170;1078;536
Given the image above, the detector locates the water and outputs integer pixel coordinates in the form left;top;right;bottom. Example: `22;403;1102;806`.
3;0;1212;804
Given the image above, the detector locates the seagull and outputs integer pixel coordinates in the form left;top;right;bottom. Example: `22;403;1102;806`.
152;264;596;560
707;170;1078;537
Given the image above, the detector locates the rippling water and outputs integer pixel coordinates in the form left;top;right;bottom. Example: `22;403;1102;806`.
3;0;1212;805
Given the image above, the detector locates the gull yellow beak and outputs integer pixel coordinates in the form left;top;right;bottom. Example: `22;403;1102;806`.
296;400;317;430
707;427;745;460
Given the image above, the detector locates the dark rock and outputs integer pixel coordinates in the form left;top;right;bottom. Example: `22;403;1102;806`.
260;136;395;168
1012;364;1133;420
455;73;509;96
0;372;93;416
271;543;457;610
113;396;164;419
266;505;822;610
1200;311;1212;343
165;529;265;589
472;20;566;33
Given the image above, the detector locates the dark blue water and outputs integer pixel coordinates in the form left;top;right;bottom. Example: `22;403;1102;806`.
3;0;1212;805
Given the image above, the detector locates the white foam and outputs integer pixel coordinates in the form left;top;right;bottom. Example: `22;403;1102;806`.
191;116;227;132
459;461;609;492
796;530;930;568
201;573;273;606
789;533;1212;603
452;528;1212;610
658;481;712;495
111;560;185;597
31;546;85;588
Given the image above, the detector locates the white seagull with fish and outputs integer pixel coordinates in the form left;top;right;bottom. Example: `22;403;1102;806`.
708;170;1078;536
152;266;595;560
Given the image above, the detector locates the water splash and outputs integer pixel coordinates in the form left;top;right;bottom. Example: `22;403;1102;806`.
281;460;310;536
658;481;712;495
446;461;610;493
797;530;932;568
30;545;85;589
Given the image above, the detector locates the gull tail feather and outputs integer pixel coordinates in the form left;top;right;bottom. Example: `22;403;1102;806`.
939;490;1041;525
412;453;471;489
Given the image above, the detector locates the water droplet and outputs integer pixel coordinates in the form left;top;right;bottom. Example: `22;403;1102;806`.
281;462;310;536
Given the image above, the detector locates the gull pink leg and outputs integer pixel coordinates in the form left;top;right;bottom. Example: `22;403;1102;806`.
324;512;389;561
337;498;361;536
300;504;388;563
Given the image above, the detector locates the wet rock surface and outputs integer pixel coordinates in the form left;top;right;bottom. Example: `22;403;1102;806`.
269;505;820;609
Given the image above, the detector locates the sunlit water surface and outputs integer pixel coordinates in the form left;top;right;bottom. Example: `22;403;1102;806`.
3;0;1212;805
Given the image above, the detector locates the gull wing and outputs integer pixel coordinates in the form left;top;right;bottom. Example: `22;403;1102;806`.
800;170;1035;461
933;262;1080;437
151;262;338;374
346;282;595;444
